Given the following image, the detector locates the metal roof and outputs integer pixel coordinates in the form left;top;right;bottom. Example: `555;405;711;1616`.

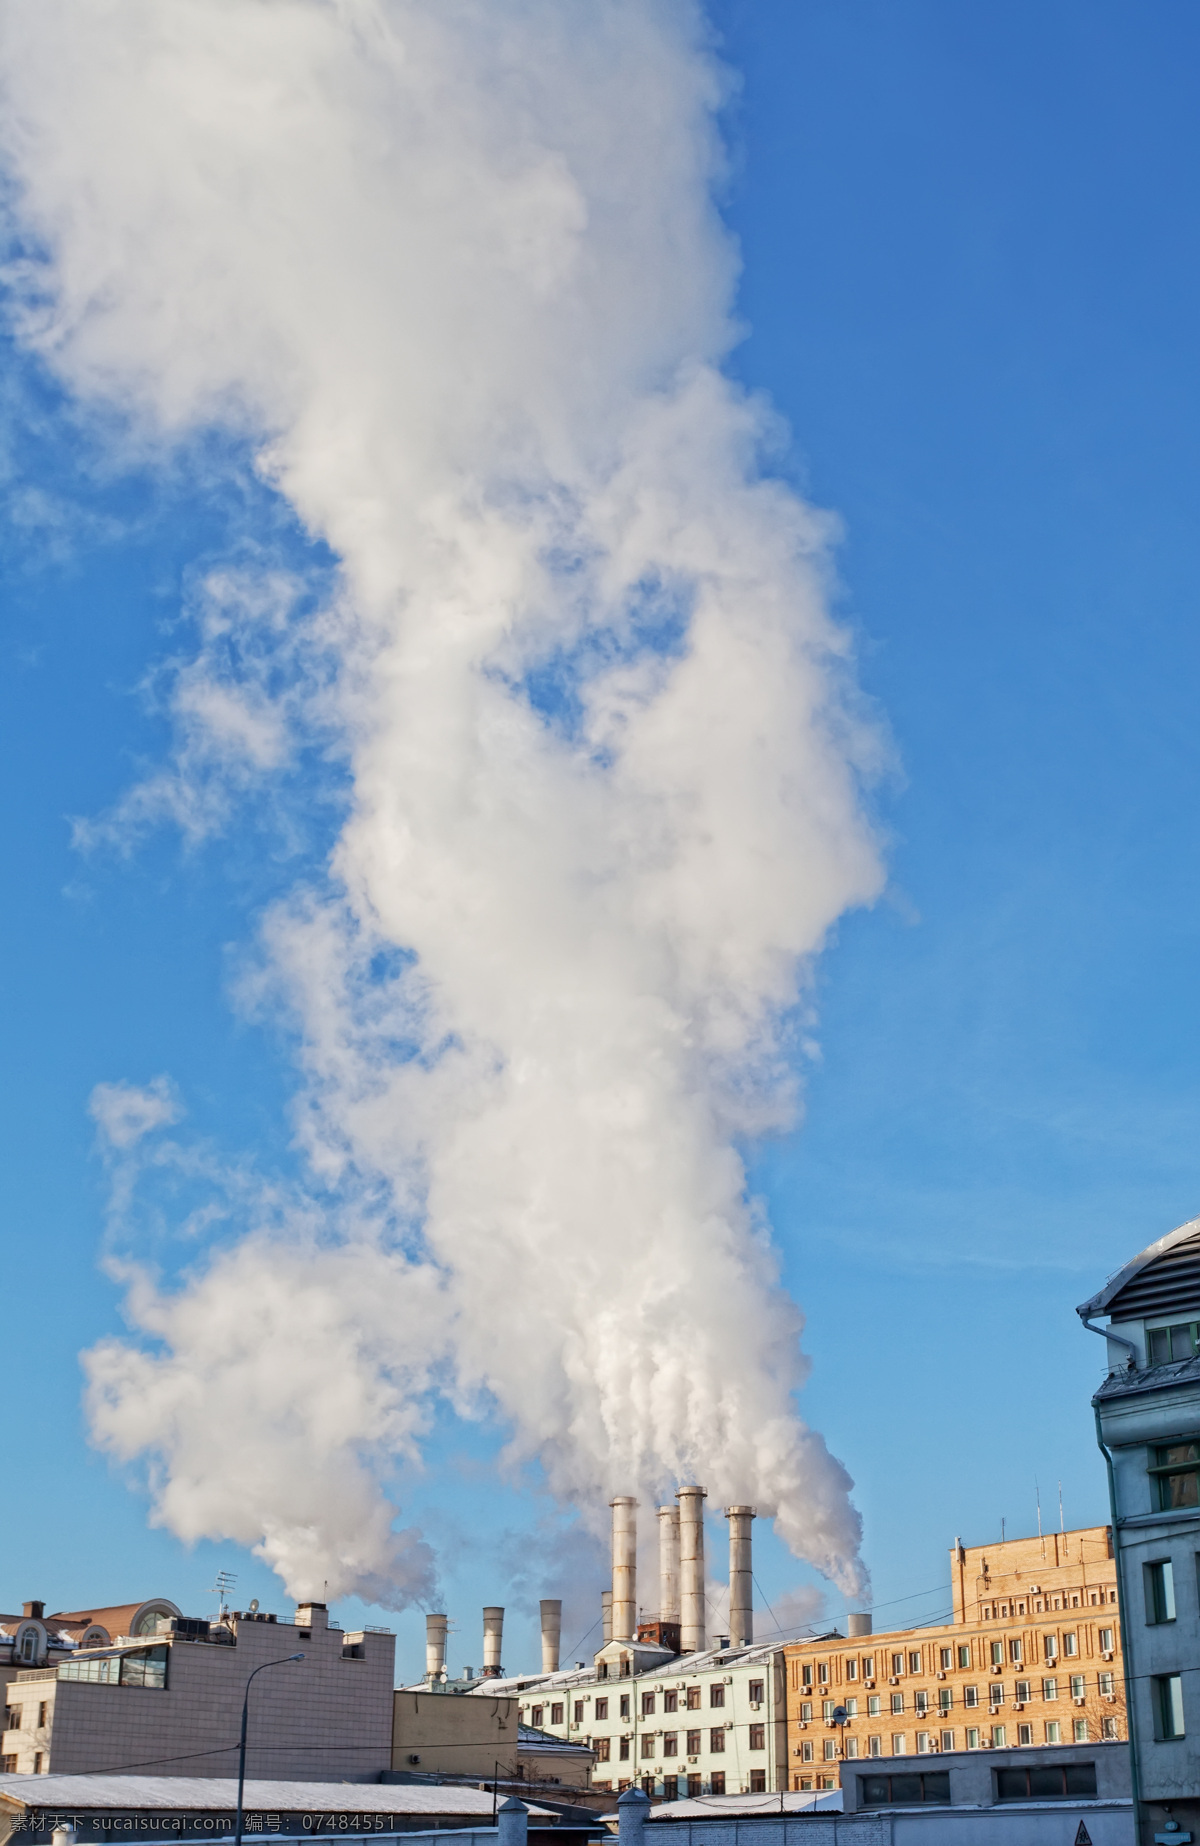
469;1642;780;1700
649;1790;842;1819
0;1777;555;1817
1077;1215;1200;1320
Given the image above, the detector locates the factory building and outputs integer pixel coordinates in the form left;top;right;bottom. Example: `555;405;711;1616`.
783;1524;1126;1793
464;1491;788;1799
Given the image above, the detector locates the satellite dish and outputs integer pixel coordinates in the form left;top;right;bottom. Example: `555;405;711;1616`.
248;1598;260;1615
831;1705;848;1726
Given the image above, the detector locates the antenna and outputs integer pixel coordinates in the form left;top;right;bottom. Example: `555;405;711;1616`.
1001;1518;1005;1545
211;1570;237;1620
1058;1481;1065;1536
1036;1480;1045;1555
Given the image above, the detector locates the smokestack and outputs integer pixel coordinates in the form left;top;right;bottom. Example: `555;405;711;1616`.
725;1506;755;1648
677;1485;706;1654
657;1505;681;1622
425;1612;448;1681
482;1605;504;1678
601;1589;613;1645
610;1496;638;1642
847;1613;873;1637
540;1599;562;1674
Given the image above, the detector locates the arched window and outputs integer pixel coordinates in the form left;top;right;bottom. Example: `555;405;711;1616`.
18;1628;39;1663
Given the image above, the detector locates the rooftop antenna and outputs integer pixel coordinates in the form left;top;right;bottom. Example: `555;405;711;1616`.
1036;1480;1045;1556
1058;1481;1065;1537
212;1570;237;1621
1000;1518;1005;1545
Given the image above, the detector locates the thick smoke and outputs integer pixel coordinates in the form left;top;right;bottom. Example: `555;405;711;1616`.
1;0;884;1603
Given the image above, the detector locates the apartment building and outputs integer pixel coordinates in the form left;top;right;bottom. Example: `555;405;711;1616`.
783;1525;1126;1792
1;1598;394;1781
481;1641;787;1799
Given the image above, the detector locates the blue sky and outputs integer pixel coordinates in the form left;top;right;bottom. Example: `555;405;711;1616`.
4;0;1200;1678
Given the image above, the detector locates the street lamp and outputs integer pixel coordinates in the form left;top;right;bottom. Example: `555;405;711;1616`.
234;1653;305;1846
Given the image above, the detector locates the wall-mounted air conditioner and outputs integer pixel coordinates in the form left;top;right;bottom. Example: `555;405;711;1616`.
1102;1651;1114;1661
865;1678;875;1689
749;1701;761;1711
937;1671;946;1680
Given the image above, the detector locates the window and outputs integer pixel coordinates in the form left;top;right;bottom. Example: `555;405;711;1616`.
641;1693;655;1716
844;1659;858;1682
914;1690;928;1716
939;1649;952;1671
1044;1634;1058;1661
596;1739;611;1763
687;1776;702;1797
996;1764;1097;1801
802;1664;812;1688
800;1701;812;1720
891;1694;904;1714
0;1757;15;1774
17;1630;37;1664
1017;1723;1031;1746
823;1739;837;1761
891;1653;904;1675
845;1736;859;1760
1015;1680;1030;1703
1063;1633;1078;1657
1099;1628;1114;1652
1099;1672;1114;1696
709;1684;725;1708
1154;1674;1186;1740
957;1646;971;1670
940;1730;954;1752
818;1662;829;1684
58;1647;167;1690
845;1698;858;1717
619;1738;630;1761
1070;1675;1085;1700
915;1732;930;1754
710;1773;725;1796
868;1736;882;1757
709;1728;725;1753
860;1772;950;1807
988;1684;1003;1708
3;1708;20;1732
863;1657;875;1679
1145;1560;1177;1624
573;1702;583;1723
687;1730;701;1754
749;1724;765;1750
640;1776;654;1795
990;1725;1006;1747
686;1687;701;1710
620;1696;631;1719
1102;1717;1118;1740
662;1732;677;1757
966;1728;980;1750
748;1770;766;1793
36;1704;46;1728
1074;1719;1089;1742
531;1705;543;1727
938;1688;952;1713
867;1696;881;1716
892;1735;907;1755
33;1754;43;1774
822;1700;835;1720
595;1698;609;1720
799;1741;813;1763
908;1652;921;1674
748;1680;764;1703
1043;1678;1058;1701
1148;1323;1198;1365
1045;1721;1061;1743
551;1702;564;1724
1151;1442;1200;1509
640;1735;656;1759
964;1686;978;1709
990;1642;1003;1667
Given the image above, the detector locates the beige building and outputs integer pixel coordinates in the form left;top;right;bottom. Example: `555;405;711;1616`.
392;1687;520;1778
784;1524;1126;1792
1;1598;394;1781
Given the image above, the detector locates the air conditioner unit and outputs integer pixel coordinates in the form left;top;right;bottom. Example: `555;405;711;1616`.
1102;1652;1114;1661
725;1721;734;1730
1104;1695;1116;1704
889;1677;899;1686
1074;1698;1086;1707
792;1749;803;1758
687;1757;699;1765
937;1671;946;1680
865;1679;875;1689
749;1701;761;1711
724;1676;733;1685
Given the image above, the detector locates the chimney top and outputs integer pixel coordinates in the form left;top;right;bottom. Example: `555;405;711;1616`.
294;1602;327;1629
22;1602;44;1621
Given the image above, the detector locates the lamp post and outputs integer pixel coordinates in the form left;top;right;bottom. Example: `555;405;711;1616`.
234;1654;305;1846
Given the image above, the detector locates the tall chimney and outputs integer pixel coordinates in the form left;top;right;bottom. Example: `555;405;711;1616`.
540;1599;562;1674
482;1606;504;1678
657;1505;681;1621
601;1589;613;1645
725;1506;755;1648
677;1485;707;1654
425;1612;448;1681
610;1496;638;1642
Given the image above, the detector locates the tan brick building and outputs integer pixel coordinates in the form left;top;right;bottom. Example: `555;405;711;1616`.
784;1524;1126;1792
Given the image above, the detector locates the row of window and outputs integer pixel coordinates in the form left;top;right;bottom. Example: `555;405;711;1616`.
860;1764;1098;1807
794;1626;1111;1689
594;1772;759;1798
978;1591;1116;1619
797;1671;1116;1722
526;1679;764;1730
2;1702;49;1734
0;1753;45;1774
56;1646;168;1690
796;1717;1119;1762
594;1725;766;1761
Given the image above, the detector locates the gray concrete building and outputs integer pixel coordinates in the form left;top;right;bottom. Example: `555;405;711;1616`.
1080;1211;1200;1843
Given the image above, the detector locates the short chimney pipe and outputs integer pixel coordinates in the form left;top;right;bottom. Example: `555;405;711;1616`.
677;1485;707;1654
425;1612;448;1680
610;1497;638;1642
657;1505;681;1623
482;1605;504;1678
725;1506;755;1648
847;1613;873;1637
539;1599;562;1674
601;1589;613;1645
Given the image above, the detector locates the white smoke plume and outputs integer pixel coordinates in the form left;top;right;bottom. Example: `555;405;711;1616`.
0;0;885;1604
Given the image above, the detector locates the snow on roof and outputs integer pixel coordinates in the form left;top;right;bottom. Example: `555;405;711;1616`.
650;1790;842;1819
518;1727;593;1756
0;1777;555;1817
472;1643;779;1700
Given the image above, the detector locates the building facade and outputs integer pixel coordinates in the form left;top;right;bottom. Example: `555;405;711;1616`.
1079;1212;1200;1844
1;1599;393;1781
783;1526;1126;1792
